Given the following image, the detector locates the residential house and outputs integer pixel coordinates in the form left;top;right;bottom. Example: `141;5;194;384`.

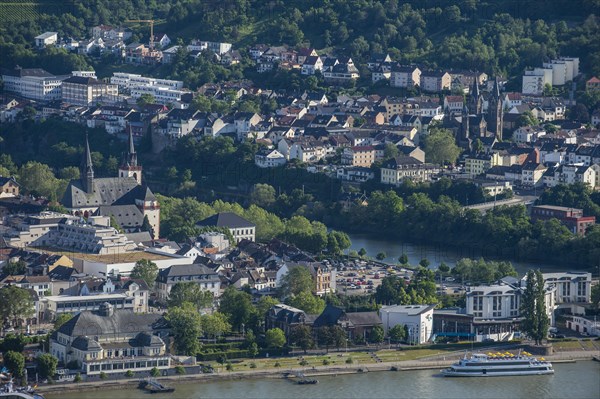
464;152;500;177
255;148;287;168
196;212;256;243
323;58;360;84
312;305;382;343
265;304;316;339
155;263;221;300
35;32;58;48
420;71;451;92
444;95;464;115
390;65;421;88
586;77;600;92
0;177;19;198
154;33;171;49
342;146;376;167
566;316;600;336
336;166;375;183
380;156;440;185
301;56;323;75
521;162;547;187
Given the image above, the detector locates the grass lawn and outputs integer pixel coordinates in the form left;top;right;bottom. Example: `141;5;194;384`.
551;340;584;350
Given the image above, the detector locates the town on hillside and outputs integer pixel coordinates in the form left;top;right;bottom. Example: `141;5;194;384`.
0;2;599;395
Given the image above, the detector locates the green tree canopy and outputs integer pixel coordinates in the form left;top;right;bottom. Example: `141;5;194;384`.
520;270;549;345
166;302;202;355
4;351;25;378
130;259;159;288
265;328;286;348
167;282;214;310
279;266;314;299
37;353;58;379
423;128;461;165
287;291;326;314
0;286;34;327
289;325;314;353
201;312;231;339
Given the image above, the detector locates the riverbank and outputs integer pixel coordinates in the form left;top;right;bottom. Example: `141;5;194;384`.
39;349;596;395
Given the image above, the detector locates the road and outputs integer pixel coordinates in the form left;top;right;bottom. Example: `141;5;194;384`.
463;195;538;213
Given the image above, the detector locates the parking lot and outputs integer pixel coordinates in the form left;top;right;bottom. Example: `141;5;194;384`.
331;258;414;296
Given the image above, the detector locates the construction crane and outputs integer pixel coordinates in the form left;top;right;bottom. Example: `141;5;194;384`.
126;19;155;50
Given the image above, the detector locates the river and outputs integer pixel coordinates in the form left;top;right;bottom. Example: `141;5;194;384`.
346;233;584;275
49;360;600;399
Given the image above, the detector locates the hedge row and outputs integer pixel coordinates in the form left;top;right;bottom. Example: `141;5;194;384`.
197;350;250;361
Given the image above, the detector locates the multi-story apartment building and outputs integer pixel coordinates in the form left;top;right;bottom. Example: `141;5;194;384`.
464;152;500;177
61;76;118;106
420;71;451;92
531;205;596;235
342;146;376;167
35;32;58;48
541;272;592;304
380;156;440;185
390;65;421;88
1;67;63;101
196;212;256;243
522;68;553;95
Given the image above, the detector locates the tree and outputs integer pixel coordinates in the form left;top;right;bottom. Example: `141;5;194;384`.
4;351;25;378
201;312;231;339
150;367;160;377
376;252;387;261
423;128;461;166
287;291;326;314
398;253;408;265
136;94;156;107
358;248;367;258
249;183;276;208
167;282;214;310
438;262;450;275
591;284;600;310
388;324;406;342
99;372;108;380
218;287;255;332
130;259;158;288
0;285;34;328
289;325;314;354
521;270;549;345
2;260;26;276
265;328;286;348
279;267;314;299
18;162;60;199
125;370;134;378
0;334;26;353
175;365;186;375
419;258;430;268
53;313;73;331
370;325;384;343
166;302;202;355
383;143;399;160
248;342;259;358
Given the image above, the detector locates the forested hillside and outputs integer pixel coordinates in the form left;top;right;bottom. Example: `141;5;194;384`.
0;0;598;80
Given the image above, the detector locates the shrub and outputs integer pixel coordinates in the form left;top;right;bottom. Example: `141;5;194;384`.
125;370;134;378
175;366;186;375
73;373;81;383
322;359;330;365
345;357;353;364
299;359;308;366
274;362;281;367
99;372;107;380
249;362;257;369
150;367;160;377
66;360;79;370
226;362;233;371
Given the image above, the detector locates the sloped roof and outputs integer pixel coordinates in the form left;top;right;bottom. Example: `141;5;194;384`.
61;177;140;208
346;311;382;326
196;212;255;229
95;204;144;230
58;309;161;337
313;304;345;327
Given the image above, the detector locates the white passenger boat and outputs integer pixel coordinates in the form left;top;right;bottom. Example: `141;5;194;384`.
441;351;554;377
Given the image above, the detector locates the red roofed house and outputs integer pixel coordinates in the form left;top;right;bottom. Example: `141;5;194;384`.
586;77;600;92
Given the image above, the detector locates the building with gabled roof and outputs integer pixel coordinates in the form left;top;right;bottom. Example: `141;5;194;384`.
196;212;255;243
50;303;169;375
61;133;159;238
155;263;221;300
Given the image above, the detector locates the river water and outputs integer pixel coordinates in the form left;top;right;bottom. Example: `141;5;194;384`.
49;360;600;399
346;233;583;275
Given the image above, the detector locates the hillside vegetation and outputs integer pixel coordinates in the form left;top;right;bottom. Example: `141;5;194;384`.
0;0;598;79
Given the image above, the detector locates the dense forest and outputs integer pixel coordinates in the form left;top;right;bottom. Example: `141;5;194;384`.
1;0;599;83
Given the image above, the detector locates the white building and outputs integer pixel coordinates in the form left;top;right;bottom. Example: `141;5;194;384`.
512;126;546;144
566;315;600;336
155;263;221;300
379;304;435;345
542;272;592;305
522;68;553;95
255;148;287;168
1;67;63;102
35;32;58;48
188;40;232;55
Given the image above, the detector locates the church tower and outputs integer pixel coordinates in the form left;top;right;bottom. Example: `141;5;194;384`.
469;79;483;115
81;135;94;194
118;130;142;184
487;78;504;141
459;104;472;151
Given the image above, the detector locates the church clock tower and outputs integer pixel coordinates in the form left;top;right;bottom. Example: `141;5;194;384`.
118;130;142;184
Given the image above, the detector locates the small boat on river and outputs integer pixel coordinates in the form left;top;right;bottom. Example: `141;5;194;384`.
138;378;175;393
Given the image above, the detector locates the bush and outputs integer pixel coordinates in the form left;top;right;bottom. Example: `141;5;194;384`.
125;370;134;378
150;367;160;377
226;362;233;371
197;350;250;361
274;362;281;367
175;366;186;375
99;372;107;380
299;359;308;366
249;362;257;368
345;357;353;364
66;360;80;370
73;373;81;383
322;359;330;365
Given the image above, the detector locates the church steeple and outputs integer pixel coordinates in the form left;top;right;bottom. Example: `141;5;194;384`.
119;129;142;184
82;135;94;194
487;78;504;141
469;79;482;115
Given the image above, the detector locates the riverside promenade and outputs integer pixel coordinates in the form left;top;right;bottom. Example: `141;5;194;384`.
37;349;596;395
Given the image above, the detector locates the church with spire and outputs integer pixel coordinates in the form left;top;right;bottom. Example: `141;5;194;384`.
454;77;504;150
61;132;160;238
